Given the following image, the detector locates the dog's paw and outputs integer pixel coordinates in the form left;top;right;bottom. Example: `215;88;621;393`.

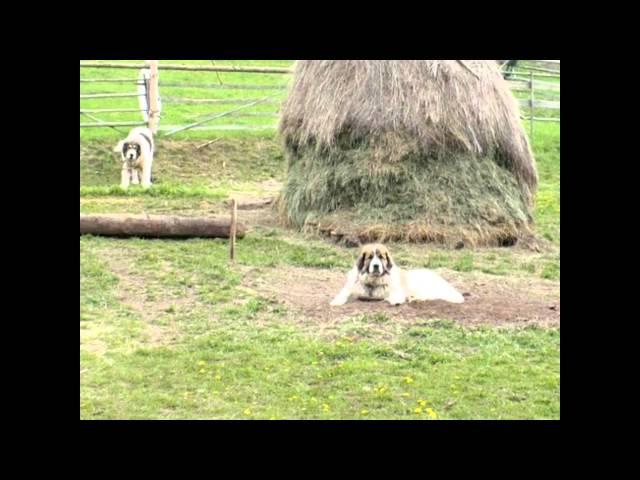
387;296;406;306
330;297;347;307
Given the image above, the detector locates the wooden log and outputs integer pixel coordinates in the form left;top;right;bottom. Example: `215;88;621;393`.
80;214;246;239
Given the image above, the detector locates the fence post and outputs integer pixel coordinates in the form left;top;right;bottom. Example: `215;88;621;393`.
147;61;160;134
529;71;534;141
229;199;237;262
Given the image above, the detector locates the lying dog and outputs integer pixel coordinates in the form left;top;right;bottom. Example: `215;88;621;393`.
114;127;154;189
330;243;464;306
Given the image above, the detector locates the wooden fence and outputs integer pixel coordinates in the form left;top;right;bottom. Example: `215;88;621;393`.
80;61;559;138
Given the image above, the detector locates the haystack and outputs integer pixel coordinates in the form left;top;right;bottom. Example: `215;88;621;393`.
277;60;538;247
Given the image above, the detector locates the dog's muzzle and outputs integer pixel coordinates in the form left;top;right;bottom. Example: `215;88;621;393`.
368;256;386;276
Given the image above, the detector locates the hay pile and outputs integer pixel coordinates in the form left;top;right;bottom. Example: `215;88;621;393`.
277;60;538;247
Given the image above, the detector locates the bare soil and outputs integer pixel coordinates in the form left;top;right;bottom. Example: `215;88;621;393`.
246;266;559;329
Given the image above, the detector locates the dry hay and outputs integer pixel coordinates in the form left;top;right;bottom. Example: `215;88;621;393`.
277;60;538;248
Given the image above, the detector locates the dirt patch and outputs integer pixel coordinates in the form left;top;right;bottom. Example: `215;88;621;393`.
246;266;560;332
100;249;196;348
81;338;107;356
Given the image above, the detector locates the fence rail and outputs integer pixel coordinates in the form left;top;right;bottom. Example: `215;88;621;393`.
163;97;282;105
160;82;288;90
508;79;560;92
80;62;292;74
80;78;145;83
81;93;145;99
81;61;559;134
81;108;145;113
517;98;560;109
81;121;147;128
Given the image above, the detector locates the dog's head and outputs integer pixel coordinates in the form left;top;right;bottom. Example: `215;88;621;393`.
121;141;142;163
356;244;394;277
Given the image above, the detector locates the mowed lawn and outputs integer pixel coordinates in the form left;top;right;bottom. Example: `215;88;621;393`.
80;61;560;420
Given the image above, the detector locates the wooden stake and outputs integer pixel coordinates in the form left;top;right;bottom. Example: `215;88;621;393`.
229;199;238;261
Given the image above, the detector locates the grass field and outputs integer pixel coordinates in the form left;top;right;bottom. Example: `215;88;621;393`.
80;61;560;420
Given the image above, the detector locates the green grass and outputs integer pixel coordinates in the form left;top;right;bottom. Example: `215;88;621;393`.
80;60;294;141
80;236;559;420
80;60;560;419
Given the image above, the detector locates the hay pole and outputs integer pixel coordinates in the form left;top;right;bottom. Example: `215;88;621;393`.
229;199;238;262
163;95;274;136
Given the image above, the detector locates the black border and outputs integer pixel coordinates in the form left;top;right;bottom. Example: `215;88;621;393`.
75;46;569;439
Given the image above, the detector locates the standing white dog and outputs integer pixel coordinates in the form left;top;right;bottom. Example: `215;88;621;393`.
114;127;154;189
330;243;464;306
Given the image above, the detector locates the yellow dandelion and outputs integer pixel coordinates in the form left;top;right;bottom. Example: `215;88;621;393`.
311;361;318;365
426;408;438;419
361;409;369;415
418;399;428;407
198;368;205;374
197;360;205;367
322;403;330;411
214;374;222;381
400;392;411;397
244;408;252;416
414;407;423;414
404;376;414;384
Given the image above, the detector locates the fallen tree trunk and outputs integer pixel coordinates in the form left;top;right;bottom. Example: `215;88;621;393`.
80;214;246;239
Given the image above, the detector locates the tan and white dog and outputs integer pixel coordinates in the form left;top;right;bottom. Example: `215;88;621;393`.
114;127;155;189
330;243;464;306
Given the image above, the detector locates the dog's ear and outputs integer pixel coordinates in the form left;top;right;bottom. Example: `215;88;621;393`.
114;140;125;153
356;252;367;273
384;252;394;272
